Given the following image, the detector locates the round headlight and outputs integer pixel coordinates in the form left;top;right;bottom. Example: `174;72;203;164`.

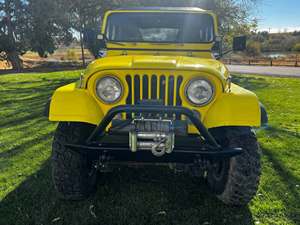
96;76;122;103
185;78;214;106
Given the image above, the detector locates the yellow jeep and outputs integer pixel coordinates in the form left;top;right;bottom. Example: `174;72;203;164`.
46;7;268;205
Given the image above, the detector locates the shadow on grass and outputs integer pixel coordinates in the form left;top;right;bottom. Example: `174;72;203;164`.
0;65;84;75
0;78;76;96
0;161;255;225
0;77;76;128
258;127;300;224
0;131;54;159
265;126;300;138
261;147;300;224
231;74;270;91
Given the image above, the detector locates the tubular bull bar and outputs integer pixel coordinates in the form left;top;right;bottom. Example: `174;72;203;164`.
64;105;243;163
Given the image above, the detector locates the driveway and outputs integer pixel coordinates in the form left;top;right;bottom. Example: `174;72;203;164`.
227;65;300;78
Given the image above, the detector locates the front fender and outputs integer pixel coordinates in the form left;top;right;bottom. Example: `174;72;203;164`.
48;83;104;125
203;84;262;128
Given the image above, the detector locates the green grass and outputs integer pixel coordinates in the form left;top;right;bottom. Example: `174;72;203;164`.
0;71;300;225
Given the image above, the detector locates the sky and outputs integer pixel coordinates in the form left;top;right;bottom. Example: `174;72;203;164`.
257;0;300;32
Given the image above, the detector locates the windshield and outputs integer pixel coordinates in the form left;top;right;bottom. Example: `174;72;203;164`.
105;12;215;43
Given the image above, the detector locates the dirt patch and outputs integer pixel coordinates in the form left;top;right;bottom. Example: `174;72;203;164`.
0;60;11;70
0;48;93;73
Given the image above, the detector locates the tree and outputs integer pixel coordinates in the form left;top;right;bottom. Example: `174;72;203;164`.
61;0;120;61
0;0;72;70
26;0;73;58
293;43;300;52
246;41;261;56
0;0;29;71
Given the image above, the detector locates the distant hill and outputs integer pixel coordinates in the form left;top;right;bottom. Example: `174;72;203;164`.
250;31;300;52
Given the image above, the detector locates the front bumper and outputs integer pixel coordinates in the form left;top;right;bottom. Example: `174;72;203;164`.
62;105;243;164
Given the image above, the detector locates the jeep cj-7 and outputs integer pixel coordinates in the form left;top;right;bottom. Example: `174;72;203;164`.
46;7;268;205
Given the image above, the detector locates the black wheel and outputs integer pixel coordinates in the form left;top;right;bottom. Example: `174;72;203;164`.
207;127;261;205
51;122;97;200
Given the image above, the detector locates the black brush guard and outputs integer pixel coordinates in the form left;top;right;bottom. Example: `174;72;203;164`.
64;105;243;164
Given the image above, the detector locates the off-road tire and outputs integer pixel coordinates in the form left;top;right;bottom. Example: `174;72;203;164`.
51;122;97;200
207;127;261;206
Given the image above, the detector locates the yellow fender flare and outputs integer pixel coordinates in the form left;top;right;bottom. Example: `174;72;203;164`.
49;83;104;125
203;84;261;128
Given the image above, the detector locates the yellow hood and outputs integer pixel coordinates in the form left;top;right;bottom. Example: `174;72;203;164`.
84;55;229;84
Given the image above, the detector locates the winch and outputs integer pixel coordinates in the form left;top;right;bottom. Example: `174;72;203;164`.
129;118;175;157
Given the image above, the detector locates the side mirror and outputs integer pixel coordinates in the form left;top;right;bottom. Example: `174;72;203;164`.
212;36;222;59
233;36;247;51
96;34;106;49
83;29;107;58
83;30;106;49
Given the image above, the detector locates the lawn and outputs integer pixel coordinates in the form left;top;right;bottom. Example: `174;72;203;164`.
0;70;299;225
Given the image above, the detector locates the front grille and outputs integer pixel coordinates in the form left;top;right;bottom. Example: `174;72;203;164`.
125;74;183;106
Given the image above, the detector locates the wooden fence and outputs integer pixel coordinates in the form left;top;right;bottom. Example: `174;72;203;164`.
222;58;299;67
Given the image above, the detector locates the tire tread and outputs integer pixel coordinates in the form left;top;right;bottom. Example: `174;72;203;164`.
51;122;96;200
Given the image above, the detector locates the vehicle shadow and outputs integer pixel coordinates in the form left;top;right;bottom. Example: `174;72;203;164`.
0;161;255;225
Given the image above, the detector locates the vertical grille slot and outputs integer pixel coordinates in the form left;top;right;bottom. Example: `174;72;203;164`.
134;75;140;104
159;76;166;105
167;76;175;118
151;75;157;99
125;75;132;104
168;76;175;106
125;75;132;119
176;76;183;119
176;76;183;106
142;75;149;99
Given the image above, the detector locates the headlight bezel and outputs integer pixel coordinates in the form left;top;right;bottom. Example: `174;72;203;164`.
95;76;123;104
184;77;215;106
